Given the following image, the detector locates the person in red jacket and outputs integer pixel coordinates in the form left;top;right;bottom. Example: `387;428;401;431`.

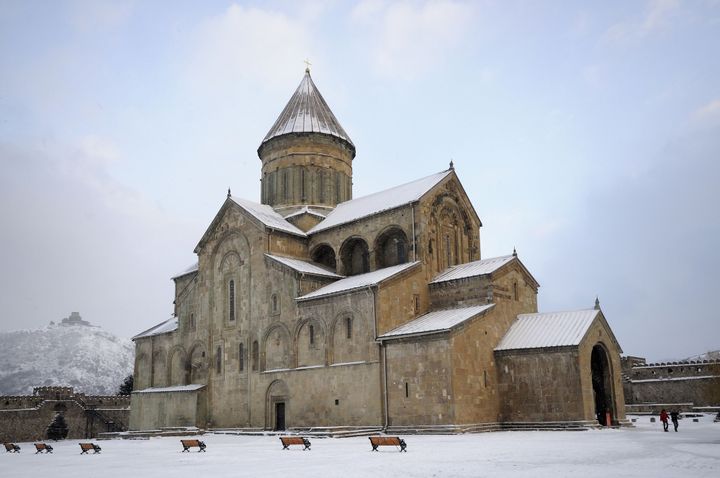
660;409;669;432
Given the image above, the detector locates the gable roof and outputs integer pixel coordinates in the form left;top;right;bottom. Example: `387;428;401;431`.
430;254;540;288
265;254;343;279
378;304;495;341
132;317;178;340
308;170;453;234
495;309;600;351
171;262;199;280
296;262;420;302
230;196;307;237
260;70;354;150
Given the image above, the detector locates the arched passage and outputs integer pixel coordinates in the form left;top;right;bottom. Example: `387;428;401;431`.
340;237;369;276
591;343;615;426
374;227;409;268
168;347;188;386
311;244;337;271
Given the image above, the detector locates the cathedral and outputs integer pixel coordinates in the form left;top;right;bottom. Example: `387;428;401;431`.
129;69;627;432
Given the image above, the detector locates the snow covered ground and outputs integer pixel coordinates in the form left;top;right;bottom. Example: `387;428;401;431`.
3;415;719;478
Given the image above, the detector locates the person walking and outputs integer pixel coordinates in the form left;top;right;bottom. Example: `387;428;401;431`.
660;409;669;432
670;410;680;432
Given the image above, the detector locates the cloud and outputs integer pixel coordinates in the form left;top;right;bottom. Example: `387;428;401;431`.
603;0;680;44
692;98;720;122
350;0;476;79
185;4;313;96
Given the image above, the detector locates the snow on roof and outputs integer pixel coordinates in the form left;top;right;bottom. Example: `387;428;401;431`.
230;196;306;237
431;255;515;284
265;254;343;278
308;170;452;234
378;304;495;340
132;317;178;340
261;70;354;148
495;309;600;351
296;262;420;301
171;261;198;280
283;206;328;220
133;384;206;394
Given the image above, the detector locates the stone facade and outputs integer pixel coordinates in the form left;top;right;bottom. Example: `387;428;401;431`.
622;357;720;411
0;386;130;442
129;70;627;432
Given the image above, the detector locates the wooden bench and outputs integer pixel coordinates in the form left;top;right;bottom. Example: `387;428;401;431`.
279;436;311;450
369;436;407;452
79;443;102;454
4;443;21;453
180;439;206;452
34;443;53;454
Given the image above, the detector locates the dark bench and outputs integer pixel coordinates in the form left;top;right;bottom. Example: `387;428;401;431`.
79;443;102;454
279;436;311;450
181;439;206;452
4;443;21;453
34;443;53;454
369;436;407;452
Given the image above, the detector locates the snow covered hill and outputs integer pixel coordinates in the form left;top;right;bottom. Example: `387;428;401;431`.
0;321;134;396
684;350;720;361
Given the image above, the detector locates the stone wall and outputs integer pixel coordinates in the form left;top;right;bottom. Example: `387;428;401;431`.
129;388;206;430
495;348;585;423
0;387;130;442
622;358;720;407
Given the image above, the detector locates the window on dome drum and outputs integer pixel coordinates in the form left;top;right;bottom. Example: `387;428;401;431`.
335;172;341;203
252;341;259;371
215;346;222;374
346;316;352;339
319;170;325;202
238;343;244;372
300;167;306;201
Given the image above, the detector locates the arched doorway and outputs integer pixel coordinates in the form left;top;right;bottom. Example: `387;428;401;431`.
265;380;289;430
591;343;614;426
340;238;369;276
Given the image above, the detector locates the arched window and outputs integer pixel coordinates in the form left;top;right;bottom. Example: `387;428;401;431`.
238;343;245;372
228;279;236;321
300;168;306;201
215;346;222;374
252;341;259;371
346;316;352;339
319;170;325;202
271;294;279;315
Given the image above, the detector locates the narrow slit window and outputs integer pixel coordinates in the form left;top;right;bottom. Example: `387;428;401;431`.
405;382;409;398
215;346;222;374
309;324;315;345
229;279;236;321
346;316;352;339
239;343;245;371
252;341;259;371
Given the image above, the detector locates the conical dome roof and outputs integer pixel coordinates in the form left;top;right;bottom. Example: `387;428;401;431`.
260;70;354;148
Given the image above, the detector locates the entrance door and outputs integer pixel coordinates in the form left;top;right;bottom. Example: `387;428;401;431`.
275;402;286;430
591;344;613;426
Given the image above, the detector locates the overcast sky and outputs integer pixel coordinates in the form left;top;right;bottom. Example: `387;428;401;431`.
1;0;718;362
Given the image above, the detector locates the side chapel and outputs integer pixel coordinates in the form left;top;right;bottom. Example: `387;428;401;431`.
129;69;627;432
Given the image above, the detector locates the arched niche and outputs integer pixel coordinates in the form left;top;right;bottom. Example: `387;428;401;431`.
295;319;326;367
374;227;409;269
311;244;337;271
135;353;151;390
263;325;291;371
152;349;168;387
340;237;370;276
168;347;188;386
188;342;208;384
